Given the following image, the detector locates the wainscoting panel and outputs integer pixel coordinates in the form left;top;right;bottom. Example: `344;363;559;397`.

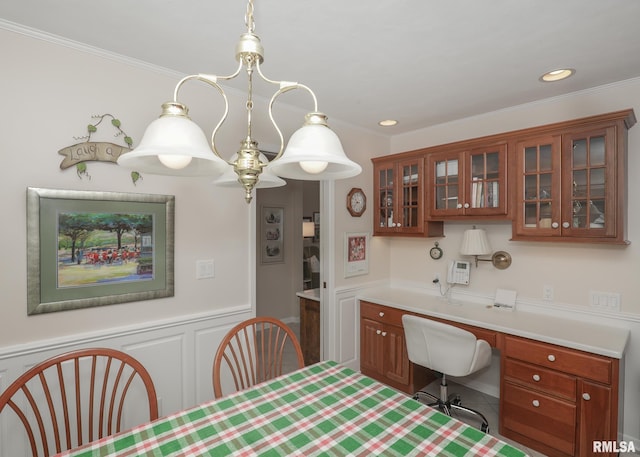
0;306;252;456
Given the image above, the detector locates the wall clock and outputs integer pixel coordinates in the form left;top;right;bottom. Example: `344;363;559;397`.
347;187;366;217
429;241;443;260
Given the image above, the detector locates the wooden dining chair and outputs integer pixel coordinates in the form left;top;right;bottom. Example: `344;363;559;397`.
0;348;158;457
212;317;305;398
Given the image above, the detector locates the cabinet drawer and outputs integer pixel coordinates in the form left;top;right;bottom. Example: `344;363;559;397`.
504;335;611;384
360;302;404;326
502;381;576;456
504;358;576;401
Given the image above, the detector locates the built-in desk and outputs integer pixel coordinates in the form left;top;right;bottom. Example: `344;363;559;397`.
356;287;629;457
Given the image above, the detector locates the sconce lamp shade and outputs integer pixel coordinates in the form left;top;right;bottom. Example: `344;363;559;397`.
460;228;492;256
268;113;362;180
303;221;315;238
117;103;228;177
213;153;286;188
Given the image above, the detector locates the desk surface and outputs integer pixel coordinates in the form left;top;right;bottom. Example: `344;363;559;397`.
57;361;527;457
357;287;628;359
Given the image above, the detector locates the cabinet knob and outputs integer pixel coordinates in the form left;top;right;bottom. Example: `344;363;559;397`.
532;400;540;407
547;354;556;362
551;222;559;229
532;374;541;382
379;312;385;317
456;203;463;209
582;393;591;401
463;203;470;209
562;221;570;229
381;331;387;337
376;329;382;335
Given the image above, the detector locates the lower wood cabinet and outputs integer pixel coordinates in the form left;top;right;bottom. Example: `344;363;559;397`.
500;335;620;457
359;301;622;457
359;301;431;393
299;297;320;365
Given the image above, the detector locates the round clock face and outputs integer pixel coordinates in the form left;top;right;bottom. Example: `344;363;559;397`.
429;246;443;260
347;188;366;217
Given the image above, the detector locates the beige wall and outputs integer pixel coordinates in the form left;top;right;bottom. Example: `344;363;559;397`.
0;26;385;349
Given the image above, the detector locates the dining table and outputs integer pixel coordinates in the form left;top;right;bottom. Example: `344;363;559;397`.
56;360;528;456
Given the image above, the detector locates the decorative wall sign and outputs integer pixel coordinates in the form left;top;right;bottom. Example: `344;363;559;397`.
58;114;142;184
27;187;174;314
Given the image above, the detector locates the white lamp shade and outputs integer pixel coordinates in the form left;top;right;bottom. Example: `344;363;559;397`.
268;123;362;180
303;221;315;237
118;115;228;177
460;228;492;255
213;153;286;188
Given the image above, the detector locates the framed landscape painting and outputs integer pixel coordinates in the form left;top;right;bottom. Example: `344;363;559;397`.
27;187;175;315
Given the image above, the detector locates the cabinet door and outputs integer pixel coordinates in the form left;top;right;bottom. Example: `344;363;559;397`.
396;157;424;234
578;380;613;457
514;135;562;237
464;144;508;216
428;151;461;218
562;127;617;239
360;318;384;376
374;161;396;234
383;323;410;386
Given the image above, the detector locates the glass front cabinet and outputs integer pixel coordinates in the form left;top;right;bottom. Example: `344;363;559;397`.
426;143;508;220
513;116;631;244
373;155;443;237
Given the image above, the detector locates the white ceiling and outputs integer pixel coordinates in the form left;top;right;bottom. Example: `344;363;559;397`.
2;0;640;135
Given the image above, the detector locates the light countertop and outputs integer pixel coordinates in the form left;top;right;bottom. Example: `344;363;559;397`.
357;286;629;359
296;288;320;301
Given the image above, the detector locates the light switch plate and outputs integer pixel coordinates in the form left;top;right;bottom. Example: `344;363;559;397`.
196;259;215;279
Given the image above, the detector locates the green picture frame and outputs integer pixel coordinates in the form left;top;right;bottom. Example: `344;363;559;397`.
27;187;175;315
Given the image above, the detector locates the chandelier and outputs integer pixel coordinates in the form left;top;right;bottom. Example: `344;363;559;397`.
117;0;361;203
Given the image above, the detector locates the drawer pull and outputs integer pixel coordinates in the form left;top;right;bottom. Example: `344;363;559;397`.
532;400;540;407
379;312;385;317
376;330;382;335
582;393;591;401
381;331;387;337
532;374;541;382
547;354;556;362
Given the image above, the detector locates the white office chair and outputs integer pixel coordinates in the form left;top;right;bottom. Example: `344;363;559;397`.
402;314;492;432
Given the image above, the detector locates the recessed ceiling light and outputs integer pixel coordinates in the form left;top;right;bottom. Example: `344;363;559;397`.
378;119;398;127
540;68;575;82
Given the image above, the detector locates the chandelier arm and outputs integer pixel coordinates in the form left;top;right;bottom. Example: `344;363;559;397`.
255;62;319;110
266;82;319;162
171;71;244;164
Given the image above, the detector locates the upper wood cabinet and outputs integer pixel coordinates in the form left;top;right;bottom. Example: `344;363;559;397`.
372;155;443;237
511;111;636;244
426;142;508;220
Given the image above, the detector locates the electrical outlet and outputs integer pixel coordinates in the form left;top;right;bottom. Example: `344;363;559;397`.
542;285;554;301
590;291;621;312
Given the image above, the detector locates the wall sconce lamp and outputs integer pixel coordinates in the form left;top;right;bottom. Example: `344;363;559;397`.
460;226;512;270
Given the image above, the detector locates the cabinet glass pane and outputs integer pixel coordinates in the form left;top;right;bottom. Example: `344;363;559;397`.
539;144;553;171
524;147;537;172
573;139;587;168
378;189;392;228
573;170;587;197
590;168;605;198
589;136;606;166
434;159;459;209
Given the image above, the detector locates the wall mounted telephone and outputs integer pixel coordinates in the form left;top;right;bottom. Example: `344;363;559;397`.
447;260;471;285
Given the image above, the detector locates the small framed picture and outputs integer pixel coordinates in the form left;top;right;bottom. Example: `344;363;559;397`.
344;232;369;278
261;206;284;264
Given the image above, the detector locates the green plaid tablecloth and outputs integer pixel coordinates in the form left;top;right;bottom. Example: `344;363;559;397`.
57;360;527;457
